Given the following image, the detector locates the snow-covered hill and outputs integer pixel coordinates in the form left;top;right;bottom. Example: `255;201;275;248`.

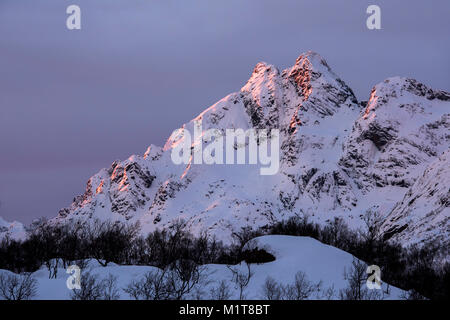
0;235;405;300
0;216;26;241
52;51;449;248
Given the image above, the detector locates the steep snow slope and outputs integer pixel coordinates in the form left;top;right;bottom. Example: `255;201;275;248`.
380;150;449;247
52;51;450;247
0;216;26;241
0;235;405;300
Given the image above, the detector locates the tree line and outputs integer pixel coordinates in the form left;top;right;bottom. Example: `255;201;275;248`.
0;213;448;300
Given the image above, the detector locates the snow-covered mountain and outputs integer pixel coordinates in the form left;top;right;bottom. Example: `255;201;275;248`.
0;216;26;241
53;51;449;247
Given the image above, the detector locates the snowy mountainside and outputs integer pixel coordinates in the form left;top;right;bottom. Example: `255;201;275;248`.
380;150;449;247
0;216;26;241
340;77;449;190
52;51;449;248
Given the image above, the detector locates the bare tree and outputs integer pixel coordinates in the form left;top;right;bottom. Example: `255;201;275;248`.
210;280;232;300
102;274;120;300
322;217;351;248
0;272;37;300
283;271;322;300
361;208;383;244
88;220;140;267
321;285;336;300
339;259;367;300
339;259;382;300
71;271;119;300
261;276;283;300
400;289;427;300
261;272;323;300
70;271;103;300
124;262;206;301
124;269;169;300
45;259;60;279
231;227;262;255
228;262;253;300
166;259;206;300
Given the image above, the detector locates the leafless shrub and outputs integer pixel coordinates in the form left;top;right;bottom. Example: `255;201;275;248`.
339;259;382;300
88;220;140;267
231;227;263;253
210;280;232;300
124;261;207;300
261;276;284;300
261;272;322;300
102;274;120;300
400;289;427;300
166;259;207;300
228;262;253;300
0;272;37;300
124;269;169;300
70;271;119;300
321;285;336;300
70;271;103;300
69;259;89;270
361;208;383;244
283;271;322;300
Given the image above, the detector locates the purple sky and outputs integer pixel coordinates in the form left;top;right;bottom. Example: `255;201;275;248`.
0;0;449;224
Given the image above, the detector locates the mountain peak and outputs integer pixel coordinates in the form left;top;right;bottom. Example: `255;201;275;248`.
294;51;330;70
241;61;280;94
283;51;357;106
371;77;450;101
362;77;450;121
252;61;279;74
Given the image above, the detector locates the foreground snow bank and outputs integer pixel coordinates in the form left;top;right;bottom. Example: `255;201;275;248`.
239;235;404;299
0;235;405;300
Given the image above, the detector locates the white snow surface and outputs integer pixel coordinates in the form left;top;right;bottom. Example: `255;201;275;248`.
0;235;405;300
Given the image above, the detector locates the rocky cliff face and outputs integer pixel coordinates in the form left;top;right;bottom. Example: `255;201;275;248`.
340;77;449;190
52;52;449;247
